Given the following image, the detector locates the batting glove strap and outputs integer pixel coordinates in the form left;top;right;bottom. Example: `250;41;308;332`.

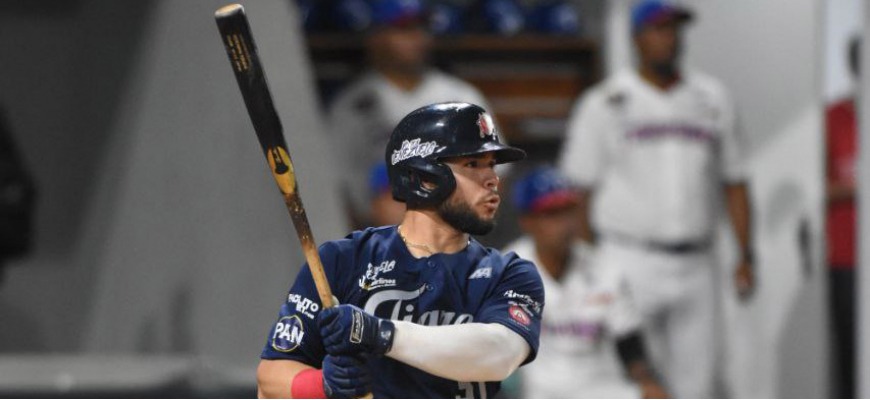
375;318;395;356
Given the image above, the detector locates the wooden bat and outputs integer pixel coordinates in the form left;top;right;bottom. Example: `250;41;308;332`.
215;4;335;309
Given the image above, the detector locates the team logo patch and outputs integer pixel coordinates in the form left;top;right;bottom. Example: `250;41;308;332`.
509;304;531;326
271;315;305;353
359;260;397;290
477;112;497;138
391;139;443;165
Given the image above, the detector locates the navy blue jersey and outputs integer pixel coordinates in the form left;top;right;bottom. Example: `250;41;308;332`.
261;226;544;398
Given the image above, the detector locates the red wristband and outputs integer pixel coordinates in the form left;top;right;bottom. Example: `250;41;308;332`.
291;368;326;399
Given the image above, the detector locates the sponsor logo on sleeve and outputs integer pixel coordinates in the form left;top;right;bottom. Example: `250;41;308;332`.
503;290;542;315
287;293;320;319
508;304;531;326
271;315;305;353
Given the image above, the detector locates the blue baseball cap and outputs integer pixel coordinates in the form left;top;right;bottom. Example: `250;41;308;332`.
631;0;692;35
370;0;428;28
369;162;392;197
513;167;580;214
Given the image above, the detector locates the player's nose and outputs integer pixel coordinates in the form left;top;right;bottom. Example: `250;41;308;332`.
483;169;499;191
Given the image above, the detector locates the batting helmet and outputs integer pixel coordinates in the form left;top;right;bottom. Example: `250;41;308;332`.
385;102;525;208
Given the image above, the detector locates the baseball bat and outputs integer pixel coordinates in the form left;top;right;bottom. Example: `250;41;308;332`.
215;4;336;309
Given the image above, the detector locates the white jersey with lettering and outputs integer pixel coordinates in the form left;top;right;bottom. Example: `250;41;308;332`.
559;68;745;243
504;237;641;399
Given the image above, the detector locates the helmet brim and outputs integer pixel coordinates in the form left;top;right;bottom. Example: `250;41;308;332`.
437;141;526;164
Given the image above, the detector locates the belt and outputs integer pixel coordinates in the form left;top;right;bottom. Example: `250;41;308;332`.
605;233;711;255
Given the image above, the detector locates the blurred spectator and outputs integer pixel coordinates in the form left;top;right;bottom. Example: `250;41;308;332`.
368;162;405;226
558;1;753;397
327;0;490;229
825;36;859;400
504;167;667;399
0;107;37;282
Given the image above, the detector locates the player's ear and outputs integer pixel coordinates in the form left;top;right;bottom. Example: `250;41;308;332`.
421;179;437;191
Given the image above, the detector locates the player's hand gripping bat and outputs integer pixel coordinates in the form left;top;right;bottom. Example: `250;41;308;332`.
215;4;336;310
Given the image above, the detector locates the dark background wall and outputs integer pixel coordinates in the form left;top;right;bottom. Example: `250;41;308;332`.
0;0;156;351
0;2;347;385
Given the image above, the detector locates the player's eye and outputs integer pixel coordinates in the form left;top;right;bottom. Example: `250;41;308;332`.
465;160;478;168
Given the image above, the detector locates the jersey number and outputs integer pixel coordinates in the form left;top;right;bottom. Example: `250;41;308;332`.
456;381;487;399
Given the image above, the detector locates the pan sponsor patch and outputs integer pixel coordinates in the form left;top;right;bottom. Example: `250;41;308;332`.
271;315;305;352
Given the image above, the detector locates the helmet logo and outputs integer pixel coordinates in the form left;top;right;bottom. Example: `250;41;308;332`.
391;138;442;165
477;112;497;139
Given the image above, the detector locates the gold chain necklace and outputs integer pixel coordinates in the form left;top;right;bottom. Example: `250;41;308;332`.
397;225;435;255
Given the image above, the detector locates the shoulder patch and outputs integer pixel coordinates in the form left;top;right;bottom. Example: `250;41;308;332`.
271;315;305;353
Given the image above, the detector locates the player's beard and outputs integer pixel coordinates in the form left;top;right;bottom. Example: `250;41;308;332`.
437;197;495;236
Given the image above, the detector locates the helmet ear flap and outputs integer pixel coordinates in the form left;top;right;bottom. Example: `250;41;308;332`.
391;158;456;208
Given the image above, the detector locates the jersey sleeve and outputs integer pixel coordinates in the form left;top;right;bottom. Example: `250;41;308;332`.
558;90;611;188
717;88;747;182
476;255;545;365
260;241;351;367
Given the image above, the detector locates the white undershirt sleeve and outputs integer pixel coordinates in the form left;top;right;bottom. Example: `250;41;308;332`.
385;321;530;382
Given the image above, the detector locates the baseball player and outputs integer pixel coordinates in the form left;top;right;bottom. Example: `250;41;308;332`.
328;0;492;229
558;1;754;397
505;167;666;399
257;102;544;398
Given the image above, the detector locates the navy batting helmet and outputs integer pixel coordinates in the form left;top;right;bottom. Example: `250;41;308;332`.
385;102;525;208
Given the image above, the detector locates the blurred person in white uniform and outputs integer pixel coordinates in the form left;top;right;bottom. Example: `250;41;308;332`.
505;167;667;399
367;162;405;227
558;1;754;397
328;0;490;229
